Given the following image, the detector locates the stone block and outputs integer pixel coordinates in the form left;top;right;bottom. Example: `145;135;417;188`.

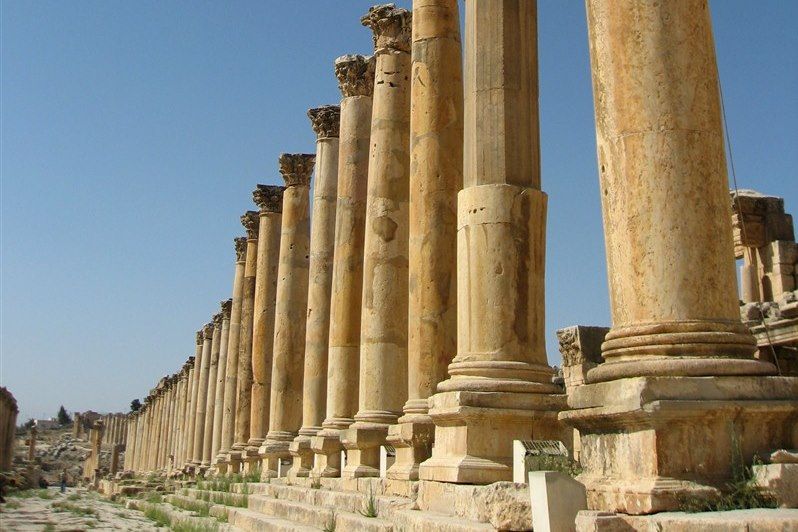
528;471;586;532
753;462;798;508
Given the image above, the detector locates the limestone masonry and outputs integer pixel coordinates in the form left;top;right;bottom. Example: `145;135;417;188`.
82;2;797;530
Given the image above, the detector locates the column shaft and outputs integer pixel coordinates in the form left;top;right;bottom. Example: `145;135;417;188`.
202;317;223;466
211;300;231;464
192;325;214;466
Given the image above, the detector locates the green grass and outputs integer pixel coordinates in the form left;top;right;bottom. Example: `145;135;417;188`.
67;493;82;501
145;492;164;504
43;524;56;532
359;484;378;518
51;500;98;517
143;506;171;528
172;521;218;532
4;500;21;509
323;511;337;532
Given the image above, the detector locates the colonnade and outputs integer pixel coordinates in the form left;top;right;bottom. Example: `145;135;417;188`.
119;0;794;512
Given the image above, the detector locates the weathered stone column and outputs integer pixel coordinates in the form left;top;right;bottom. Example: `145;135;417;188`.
178;357;195;469
27;426;36;462
231;212;259;471
192;323;214;468
211;299;232;465
288;106;340;478
201;312;223;468
260;153;314;478
419;0;567;484
124;413;136;471
387;0;463;481
559;0;796;514
341;4;412;479
311;55;375;478
184;332;203;469
217;237;247;471
246;186;284;463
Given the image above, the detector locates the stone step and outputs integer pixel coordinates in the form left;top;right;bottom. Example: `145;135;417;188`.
391;509;495;532
226;506;318;532
248;482;411;516
248;494;393;531
182;487;249;508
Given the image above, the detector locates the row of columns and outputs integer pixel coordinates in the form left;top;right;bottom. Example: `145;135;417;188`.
99;413;127;447
119;1;788;509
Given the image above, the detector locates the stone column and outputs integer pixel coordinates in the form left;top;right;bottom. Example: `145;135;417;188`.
312;54;375;478
246;186;284;461
260;153;314;478
124;413;136;471
231;212;259;471
27;426;36;462
211;299;232;465
217;237;247;471
419;0;567;484
178;358;195;470
162;382;176;469
201;313;223;468
192;323;214;468
559;0;796;514
288;106;340;478
387;0;463;481
341;4;412;479
184;332;203;469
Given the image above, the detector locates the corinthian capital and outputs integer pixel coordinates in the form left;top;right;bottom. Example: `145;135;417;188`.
220;298;232;320
253;185;285;213
241;211;260;239
308;106;341;139
361;4;412;53
202;322;214;340
195;330;204;345
334;54;376;98
278;153;315;187
234;237;247;262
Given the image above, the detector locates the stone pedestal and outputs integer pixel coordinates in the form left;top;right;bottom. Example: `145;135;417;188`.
311;54;375;479
217;237;246;465
233;212;259;457
389;0;463;481
419;0;567;485
261;153;314;478
342;3;412;481
557;0;796;514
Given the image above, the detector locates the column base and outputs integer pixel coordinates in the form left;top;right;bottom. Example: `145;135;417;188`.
227;451;243;474
341;423;389;479
559;375;798;514
311;430;343;478
287;436;314;478
242;447;261;474
419;390;568;484
259;435;293;479
385;417;435;481
214;457;229;476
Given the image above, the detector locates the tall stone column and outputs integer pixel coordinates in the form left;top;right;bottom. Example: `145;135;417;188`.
311;54;375;478
201;312;223;468
288;106;340;478
184;332;203;469
178;358;195;469
124;413;136;471
420;0;567;484
231;212;259;471
260;153;314;478
192;323;214;468
387;0;463;481
246;186;284;461
341;4;412;479
211;299;232;465
559;0;796;514
217;237;247;471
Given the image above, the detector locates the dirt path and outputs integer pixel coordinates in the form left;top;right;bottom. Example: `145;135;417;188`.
0;487;163;531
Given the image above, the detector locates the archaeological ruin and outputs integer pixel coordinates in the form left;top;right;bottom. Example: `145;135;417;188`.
73;1;796;530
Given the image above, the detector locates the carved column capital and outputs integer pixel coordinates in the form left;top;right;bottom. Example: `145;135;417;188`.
308;105;341;139
220;298;232;320
234;237;247;261
361;3;412;53
335;54;376;98
212;312;223;328
195;331;204;345
241;211;260;239
278;153;316;187
253;185;285;213
202;322;215;340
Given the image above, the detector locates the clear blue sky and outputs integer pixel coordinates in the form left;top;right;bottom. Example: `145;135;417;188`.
2;1;796;422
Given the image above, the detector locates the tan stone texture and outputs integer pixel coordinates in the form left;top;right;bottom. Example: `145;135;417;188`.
191;323;214;465
201;314;223;466
219;238;246;459
262;154;314;470
211;299;231;462
234;212;259;451
184;333;203;467
248;186;284;448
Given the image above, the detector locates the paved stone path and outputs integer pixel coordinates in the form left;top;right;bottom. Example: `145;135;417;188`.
0;487;162;531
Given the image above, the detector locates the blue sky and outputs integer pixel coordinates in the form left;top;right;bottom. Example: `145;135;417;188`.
2;1;796;422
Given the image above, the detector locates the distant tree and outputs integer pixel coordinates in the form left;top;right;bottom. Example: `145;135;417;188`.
130;399;142;412
56;405;72;426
